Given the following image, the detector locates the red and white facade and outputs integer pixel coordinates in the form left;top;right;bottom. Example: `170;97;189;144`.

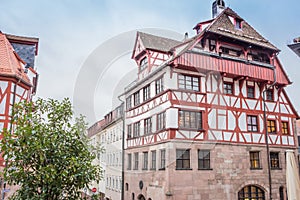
123;1;298;200
0;32;39;166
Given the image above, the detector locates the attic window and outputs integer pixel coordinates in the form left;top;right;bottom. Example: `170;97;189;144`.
235;19;242;30
140;57;148;71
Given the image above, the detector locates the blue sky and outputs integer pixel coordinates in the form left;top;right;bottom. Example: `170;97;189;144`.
1;0;299;123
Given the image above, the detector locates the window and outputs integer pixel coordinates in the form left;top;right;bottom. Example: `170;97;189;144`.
126;96;132;110
270;152;280;169
134;152;139;170
247;85;255;98
144;117;152;135
155;77;164;95
247;115;258;132
140;57;148;71
160;149;166;170
235;19;242;29
142;152;148;170
223;82;233;95
220;46;242;57
238;185;265;200
250;151;261;169
266;89;274;101
250;52;270;64
178;74;199;91
133;91;140;106
198;150;211;170
282;121;289;135
176;149;190;170
151;151;156;170
133;122;140;137
267;120;276;134
143;84;150;101
127;124;132;138
157;112;166;131
179;110;202;130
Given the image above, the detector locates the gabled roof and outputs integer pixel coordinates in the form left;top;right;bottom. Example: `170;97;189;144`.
0;32;31;85
205;8;279;51
138;32;181;52
132;32;181;59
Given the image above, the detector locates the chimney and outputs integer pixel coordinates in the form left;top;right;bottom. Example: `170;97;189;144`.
212;0;226;18
184;32;188;41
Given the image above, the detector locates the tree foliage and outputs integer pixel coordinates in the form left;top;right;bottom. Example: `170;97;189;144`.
1;98;102;200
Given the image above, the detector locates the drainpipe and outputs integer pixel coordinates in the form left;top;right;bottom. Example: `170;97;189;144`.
118;96;125;200
262;53;278;200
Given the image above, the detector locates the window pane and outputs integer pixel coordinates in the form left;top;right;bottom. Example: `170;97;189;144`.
179;110;202;130
178;75;199;91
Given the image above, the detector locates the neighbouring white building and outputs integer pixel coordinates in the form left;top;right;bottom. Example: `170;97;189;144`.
88;105;124;200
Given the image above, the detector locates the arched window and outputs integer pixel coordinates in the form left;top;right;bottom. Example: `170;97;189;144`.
137;194;146;200
132;193;135;200
238;185;265;200
125;183;129;191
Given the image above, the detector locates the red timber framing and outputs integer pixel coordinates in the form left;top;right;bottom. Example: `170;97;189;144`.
0;78;31;166
131;32;177;81
0;32;38;167
126;72;297;149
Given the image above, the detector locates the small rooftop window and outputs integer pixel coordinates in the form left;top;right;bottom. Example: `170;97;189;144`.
235;19;242;29
140;57;148;71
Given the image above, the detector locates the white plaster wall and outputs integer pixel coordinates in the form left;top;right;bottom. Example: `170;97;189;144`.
228;111;236;131
208;109;217;129
234;81;239;96
212;76;218;93
166;108;178;129
239;113;247;131
167;70;178;90
201;76;206;93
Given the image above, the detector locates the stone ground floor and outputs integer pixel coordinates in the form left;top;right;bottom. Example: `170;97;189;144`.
124;141;294;200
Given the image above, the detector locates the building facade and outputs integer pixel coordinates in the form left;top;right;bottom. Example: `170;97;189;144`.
123;1;298;200
88;105;124;200
0;32;39;199
0;32;39;166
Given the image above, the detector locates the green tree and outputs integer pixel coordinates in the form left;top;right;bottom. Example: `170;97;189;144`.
1;98;102;200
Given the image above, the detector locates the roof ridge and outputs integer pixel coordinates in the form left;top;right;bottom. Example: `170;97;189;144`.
138;31;181;43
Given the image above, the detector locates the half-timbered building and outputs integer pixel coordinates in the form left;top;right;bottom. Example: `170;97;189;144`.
124;1;299;199
0;32;39;167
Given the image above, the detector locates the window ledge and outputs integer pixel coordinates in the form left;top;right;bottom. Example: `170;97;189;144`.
271;167;282;170
250;167;263;170
178;128;205;132
198;168;213;171
176;168;193;170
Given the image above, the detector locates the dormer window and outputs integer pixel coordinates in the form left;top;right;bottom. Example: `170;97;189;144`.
235;19;242;29
140;57;148;71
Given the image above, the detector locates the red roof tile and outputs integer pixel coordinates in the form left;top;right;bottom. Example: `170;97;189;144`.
0;32;31;85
